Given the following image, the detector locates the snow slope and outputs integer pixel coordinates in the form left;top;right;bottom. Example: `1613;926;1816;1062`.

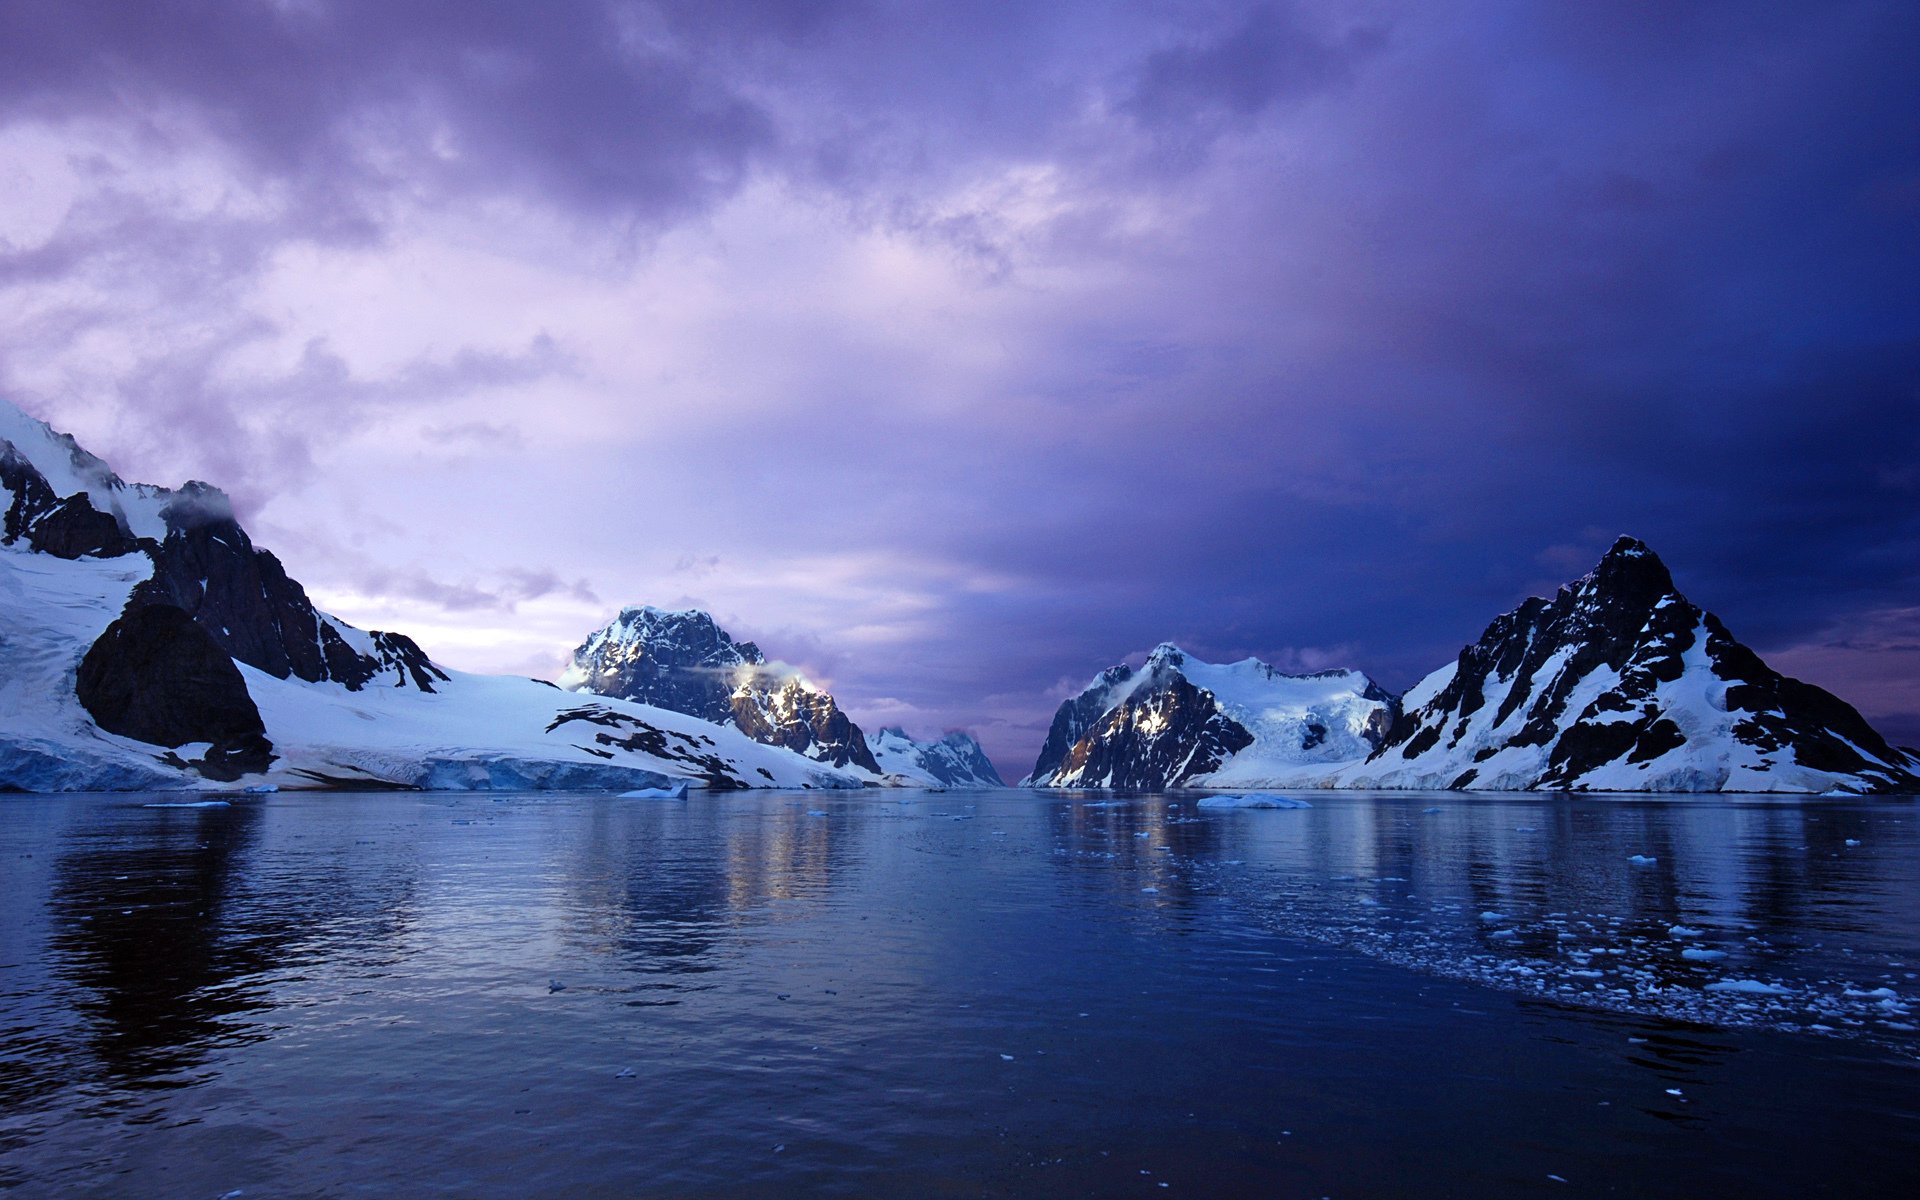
867;727;1004;787
1026;644;1397;789
1;399;869;792
1345;539;1920;794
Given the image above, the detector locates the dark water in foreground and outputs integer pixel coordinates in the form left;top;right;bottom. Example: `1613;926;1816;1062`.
2;789;1918;1198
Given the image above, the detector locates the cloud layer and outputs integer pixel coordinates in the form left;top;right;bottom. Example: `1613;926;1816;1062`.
3;1;1916;776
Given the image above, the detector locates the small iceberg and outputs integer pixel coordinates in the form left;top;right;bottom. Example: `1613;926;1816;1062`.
1197;793;1313;810
142;800;231;808
1704;978;1790;996
1628;854;1658;865
620;781;690;800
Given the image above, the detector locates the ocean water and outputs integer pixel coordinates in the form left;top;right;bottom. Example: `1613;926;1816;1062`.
2;788;1917;1198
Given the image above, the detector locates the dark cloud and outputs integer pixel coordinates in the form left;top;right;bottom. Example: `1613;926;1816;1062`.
0;2;1915;778
0;0;776;225
1122;4;1385;133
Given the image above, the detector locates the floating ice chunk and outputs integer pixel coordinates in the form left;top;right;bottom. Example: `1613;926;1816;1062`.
1422;806;1443;814
614;1067;636;1078
1669;925;1705;938
1844;839;1861;847
1628;855;1657;865
1196;793;1313;810
1000;1054;1014;1061
1681;948;1727;962
142;800;231;808
548;979;566;993
1704;979;1790;996
1141;886;1159;893
620;781;690;799
807;810;829;817
1479;911;1506;922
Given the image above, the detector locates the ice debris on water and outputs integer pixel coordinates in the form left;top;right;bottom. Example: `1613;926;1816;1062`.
614;1067;636;1078
620;781;690;799
1705;979;1791;996
1628;854;1657;865
142;800;230;808
1845;839;1861;847
548;979;566;993
1196;793;1313;810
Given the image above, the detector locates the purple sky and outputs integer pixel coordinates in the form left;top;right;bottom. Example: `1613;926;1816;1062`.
2;1;1916;779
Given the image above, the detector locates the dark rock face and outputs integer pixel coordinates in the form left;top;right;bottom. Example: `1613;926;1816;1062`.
564;607;765;725
732;678;882;773
1;446;137;559
129;483;382;688
76;605;274;781
565;606;881;773
1050;675;1255;789
1374;537;1920;792
1028;665;1135;783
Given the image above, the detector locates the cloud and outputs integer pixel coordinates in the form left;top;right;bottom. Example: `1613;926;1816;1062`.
1;1;1915;774
1121;4;1386;139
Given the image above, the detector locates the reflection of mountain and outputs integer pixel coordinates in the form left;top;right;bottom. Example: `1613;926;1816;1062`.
32;801;425;1101
566;800;863;981
1045;796;1228;906
1161;796;1917;1040
44;804;274;1090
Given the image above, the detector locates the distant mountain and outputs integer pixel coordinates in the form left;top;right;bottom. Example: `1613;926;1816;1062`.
0;400;868;792
559;606;765;725
560;608;882;774
1347;537;1920;793
868;727;1004;787
1027;538;1920;794
1024;644;1397;789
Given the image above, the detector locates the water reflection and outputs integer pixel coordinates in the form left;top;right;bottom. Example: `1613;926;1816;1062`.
564;800;866;980
1049;793;1920;1047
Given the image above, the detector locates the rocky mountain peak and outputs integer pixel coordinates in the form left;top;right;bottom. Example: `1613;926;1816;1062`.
563;605;879;773
1567;535;1678;615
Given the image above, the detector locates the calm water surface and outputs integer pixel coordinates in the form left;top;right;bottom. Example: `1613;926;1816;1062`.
2;789;1918;1198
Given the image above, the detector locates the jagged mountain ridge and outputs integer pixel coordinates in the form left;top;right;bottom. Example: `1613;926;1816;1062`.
1027;539;1920;794
868;727;1005;788
560;607;883;774
0;400;869;792
1025;644;1398;789
1346;538;1920;793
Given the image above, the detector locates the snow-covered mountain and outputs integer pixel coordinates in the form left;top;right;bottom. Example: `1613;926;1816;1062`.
557;606;764;725
1024;644;1398;789
1026;538;1920;795
0;400;868;792
1347;538;1920;794
560;607;882;773
867;727;1004;788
